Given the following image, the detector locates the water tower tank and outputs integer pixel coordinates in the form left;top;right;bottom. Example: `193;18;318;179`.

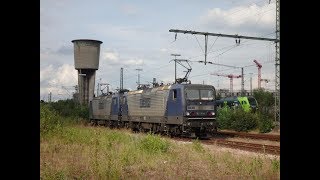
72;39;103;70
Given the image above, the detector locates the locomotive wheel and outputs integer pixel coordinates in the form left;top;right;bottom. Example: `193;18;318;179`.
138;125;144;133
125;122;130;129
109;121;113;129
89;120;97;126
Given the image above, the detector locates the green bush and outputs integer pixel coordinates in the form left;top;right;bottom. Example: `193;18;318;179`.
216;106;233;129
49;99;89;119
257;113;274;133
139;133;170;154
217;107;258;132
217;107;277;133
40;104;62;136
253;88;274;118
229;108;258;132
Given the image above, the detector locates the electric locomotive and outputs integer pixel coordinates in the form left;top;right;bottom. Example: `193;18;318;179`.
89;83;218;138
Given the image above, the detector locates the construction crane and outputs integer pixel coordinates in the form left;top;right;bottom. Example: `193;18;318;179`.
253;60;262;89
210;73;242;93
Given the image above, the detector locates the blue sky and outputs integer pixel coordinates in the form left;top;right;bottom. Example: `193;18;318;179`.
41;0;277;101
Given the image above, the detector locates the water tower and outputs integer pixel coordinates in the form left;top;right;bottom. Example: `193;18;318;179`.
71;39;103;105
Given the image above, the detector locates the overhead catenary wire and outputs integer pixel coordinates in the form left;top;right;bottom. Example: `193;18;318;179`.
184;31;276;61
101;3;278;91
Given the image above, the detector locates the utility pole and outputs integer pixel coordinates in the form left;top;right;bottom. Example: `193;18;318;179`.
241;67;244;96
275;0;280;124
250;73;253;95
171;54;181;83
135;68;143;87
48;92;52;102
120;67;123;90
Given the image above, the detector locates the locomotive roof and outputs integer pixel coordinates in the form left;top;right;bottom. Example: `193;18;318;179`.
127;85;171;95
127;83;215;95
179;84;215;89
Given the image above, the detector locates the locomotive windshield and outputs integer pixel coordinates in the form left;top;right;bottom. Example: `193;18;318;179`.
186;89;214;100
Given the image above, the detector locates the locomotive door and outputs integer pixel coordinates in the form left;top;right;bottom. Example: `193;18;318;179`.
120;96;128;115
111;97;118;116
167;89;183;117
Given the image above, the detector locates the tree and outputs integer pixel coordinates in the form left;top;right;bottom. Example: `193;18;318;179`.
253;88;274;115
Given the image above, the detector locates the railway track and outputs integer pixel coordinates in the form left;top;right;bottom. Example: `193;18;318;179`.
173;137;280;155
216;131;280;142
206;139;280;155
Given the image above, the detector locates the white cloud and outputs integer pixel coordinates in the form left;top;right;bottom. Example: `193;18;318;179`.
199;3;275;33
40;64;78;100
53;64;77;85
102;49;119;62
160;48;168;52
40;64;54;83
100;48;144;66
123;59;144;66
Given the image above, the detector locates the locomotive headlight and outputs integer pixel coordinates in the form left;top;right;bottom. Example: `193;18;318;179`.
207;111;215;116
186;112;190;116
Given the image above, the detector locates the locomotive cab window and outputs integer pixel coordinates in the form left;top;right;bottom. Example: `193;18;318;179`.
186;89;199;100
173;89;177;100
186;89;214;100
200;89;214;100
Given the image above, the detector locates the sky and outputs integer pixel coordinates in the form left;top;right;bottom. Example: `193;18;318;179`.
40;0;278;101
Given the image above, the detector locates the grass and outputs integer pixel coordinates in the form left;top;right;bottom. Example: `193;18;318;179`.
40;124;280;179
40;102;279;179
